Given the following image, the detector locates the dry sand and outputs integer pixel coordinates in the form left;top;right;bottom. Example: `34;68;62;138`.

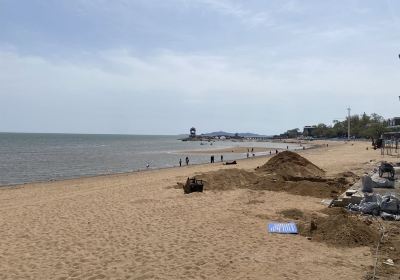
0;140;390;279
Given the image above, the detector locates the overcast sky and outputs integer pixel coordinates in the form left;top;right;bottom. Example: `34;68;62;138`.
1;0;400;135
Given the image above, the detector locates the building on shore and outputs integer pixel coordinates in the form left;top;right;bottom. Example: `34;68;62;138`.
387;117;400;128
383;117;400;141
303;126;316;137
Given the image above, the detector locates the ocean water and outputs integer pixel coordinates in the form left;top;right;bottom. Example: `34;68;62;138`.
0;133;301;186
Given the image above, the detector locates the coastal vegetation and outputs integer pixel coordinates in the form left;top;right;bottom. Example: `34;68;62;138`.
283;113;388;139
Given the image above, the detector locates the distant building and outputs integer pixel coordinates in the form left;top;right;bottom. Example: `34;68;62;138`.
383;117;400;140
382;131;400;140
190;127;196;138
303;126;316;137
387;117;400;128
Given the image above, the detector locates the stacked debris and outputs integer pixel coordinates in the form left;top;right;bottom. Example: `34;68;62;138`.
330;160;400;220
331;189;364;207
361;173;395;192
348;193;400;220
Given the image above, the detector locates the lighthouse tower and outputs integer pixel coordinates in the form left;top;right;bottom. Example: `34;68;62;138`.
190;127;196;138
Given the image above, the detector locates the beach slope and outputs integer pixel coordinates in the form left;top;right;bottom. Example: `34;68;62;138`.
0;141;384;279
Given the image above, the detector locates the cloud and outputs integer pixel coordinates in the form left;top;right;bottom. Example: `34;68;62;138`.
1;15;400;135
1;47;398;106
180;0;274;27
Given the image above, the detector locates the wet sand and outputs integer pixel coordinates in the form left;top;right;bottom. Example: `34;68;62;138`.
184;146;275;154
0;140;385;279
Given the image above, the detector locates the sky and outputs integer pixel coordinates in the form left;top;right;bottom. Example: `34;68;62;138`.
1;0;400;135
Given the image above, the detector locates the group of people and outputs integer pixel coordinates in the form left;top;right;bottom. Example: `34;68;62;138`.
157;146;291;169
210;155;223;163
178;157;190;166
178;155;224;166
150;144;309;169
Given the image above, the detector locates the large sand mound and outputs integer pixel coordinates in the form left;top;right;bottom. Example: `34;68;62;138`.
258;151;325;179
281;208;379;248
193;152;350;198
309;208;378;247
197;169;257;191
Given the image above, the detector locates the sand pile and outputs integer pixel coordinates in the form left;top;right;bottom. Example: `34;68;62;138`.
193;169;347;198
257;151;325;179
251;151;348;198
286;208;380;247
252;177;347;198
188;152;352;198
196;169;256;191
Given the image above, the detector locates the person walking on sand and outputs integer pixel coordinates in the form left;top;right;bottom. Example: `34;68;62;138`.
185;156;189;165
179;158;182;167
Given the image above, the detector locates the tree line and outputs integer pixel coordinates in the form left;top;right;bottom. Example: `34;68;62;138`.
282;113;389;139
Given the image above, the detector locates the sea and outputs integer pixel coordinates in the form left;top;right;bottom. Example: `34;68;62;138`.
0;133;302;186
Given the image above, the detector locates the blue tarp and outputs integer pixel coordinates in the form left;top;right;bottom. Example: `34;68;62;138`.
268;222;298;234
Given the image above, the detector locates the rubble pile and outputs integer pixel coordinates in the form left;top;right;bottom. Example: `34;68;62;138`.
348;193;400;220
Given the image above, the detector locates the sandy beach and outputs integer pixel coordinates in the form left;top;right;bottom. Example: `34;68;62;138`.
0;140;392;279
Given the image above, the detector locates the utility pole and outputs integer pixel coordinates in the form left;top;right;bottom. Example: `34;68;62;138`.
347;107;351;140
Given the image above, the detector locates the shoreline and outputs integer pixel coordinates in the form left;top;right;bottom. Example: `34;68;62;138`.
0;151;277;189
0;142;318;189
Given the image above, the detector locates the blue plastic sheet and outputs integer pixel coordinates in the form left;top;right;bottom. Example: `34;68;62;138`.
268;223;298;234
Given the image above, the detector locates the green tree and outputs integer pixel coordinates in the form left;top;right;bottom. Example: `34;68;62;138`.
286;113;388;139
285;128;300;138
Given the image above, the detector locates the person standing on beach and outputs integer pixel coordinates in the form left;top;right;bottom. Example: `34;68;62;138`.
185;157;189;165
179;158;182;167
221;155;223;162
275;149;278;154
210;155;214;163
